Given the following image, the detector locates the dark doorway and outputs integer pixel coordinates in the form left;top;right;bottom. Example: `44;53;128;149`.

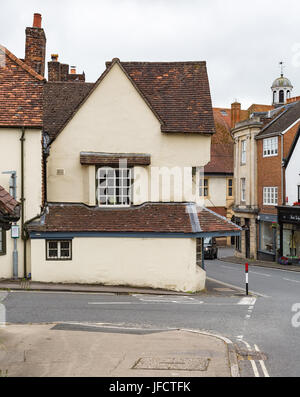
245;218;250;259
279;90;284;103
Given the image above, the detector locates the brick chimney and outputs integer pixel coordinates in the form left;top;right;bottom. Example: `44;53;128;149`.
48;54;70;81
25;13;46;76
231;102;241;128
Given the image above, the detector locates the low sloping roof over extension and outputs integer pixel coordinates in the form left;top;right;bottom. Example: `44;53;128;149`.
0;185;19;215
28;203;240;237
204;144;234;175
43;82;94;140
0;46;44;128
256;101;300;139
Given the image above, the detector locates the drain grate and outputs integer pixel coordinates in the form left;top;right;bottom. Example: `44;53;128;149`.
235;347;267;361
133;357;210;371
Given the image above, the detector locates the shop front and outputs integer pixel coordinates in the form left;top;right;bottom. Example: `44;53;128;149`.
257;213;279;262
277;206;300;264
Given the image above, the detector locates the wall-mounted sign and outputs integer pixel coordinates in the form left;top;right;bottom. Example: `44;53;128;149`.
11;225;19;239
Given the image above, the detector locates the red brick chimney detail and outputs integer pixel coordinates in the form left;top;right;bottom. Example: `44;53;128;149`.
231;102;241;128
33;13;42;28
25;13;46;76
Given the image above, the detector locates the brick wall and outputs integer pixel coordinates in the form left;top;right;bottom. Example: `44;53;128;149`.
25;27;46;77
257;121;300;214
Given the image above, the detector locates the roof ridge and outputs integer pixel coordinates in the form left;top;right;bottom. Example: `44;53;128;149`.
0;45;45;82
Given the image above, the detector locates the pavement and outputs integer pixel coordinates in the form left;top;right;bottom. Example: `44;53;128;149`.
0;323;237;377
218;246;300;272
0;277;247;297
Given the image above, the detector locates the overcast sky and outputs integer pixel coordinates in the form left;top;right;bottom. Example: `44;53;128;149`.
1;0;300;108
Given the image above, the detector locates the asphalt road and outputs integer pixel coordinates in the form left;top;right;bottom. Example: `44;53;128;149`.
1;250;300;377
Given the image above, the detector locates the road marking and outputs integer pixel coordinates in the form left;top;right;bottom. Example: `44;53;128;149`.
254;344;270;377
283;278;300;284
249;271;271;277
240;340;260;377
221;265;240;271
88;301;205;305
238;297;257;305
207;277;270;298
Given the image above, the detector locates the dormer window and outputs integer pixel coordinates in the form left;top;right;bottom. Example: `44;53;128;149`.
96;167;133;206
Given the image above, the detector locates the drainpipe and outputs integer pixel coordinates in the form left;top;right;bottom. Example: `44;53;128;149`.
20;127;27;278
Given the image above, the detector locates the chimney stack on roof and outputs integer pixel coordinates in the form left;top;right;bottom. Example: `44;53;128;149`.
48;57;85;82
25;13;46;76
231;101;241;128
33;13;42;28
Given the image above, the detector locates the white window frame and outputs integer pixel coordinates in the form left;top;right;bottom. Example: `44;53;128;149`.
263;187;278;206
241;178;246;202
199;178;209;197
263;137;278;157
96;167;133;207
241;140;246;164
46;240;72;260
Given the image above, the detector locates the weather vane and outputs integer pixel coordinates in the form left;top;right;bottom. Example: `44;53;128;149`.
279;61;284;77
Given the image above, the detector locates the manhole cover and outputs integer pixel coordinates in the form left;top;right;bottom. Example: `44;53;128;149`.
133;357;210;371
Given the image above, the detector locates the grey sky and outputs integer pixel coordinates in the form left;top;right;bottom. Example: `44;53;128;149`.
1;0;300;109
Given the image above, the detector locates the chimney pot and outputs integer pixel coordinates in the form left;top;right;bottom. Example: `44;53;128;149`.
51;54;59;62
33;13;42;28
70;66;76;74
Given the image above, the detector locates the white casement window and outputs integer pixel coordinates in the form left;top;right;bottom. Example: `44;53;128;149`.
241;140;246;164
263;187;278;205
96;167;133;206
46;240;72;260
199;178;209;197
241;178;246;202
263;137;278;157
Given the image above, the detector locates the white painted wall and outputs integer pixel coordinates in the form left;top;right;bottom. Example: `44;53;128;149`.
30;237;206;292
286;140;300;205
0;127;42;278
203;176;227;207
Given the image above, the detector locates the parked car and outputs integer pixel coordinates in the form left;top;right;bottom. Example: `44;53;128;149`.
203;237;218;259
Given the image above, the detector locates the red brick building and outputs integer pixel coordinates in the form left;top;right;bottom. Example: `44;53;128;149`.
255;101;300;261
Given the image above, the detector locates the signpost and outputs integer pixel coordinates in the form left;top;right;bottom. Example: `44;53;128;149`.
245;263;249;296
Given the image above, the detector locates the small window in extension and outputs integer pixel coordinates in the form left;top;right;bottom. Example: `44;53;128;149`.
199;178;209;197
227;178;233;197
46;240;72;260
0;228;6;255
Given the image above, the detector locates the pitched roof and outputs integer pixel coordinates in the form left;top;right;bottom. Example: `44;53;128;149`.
256;101;300;138
0;45;45;127
27;203;241;235
43;82;94;139
0;185;19;215
204;109;234;174
285;127;300;168
204;143;234;174
115;60;215;134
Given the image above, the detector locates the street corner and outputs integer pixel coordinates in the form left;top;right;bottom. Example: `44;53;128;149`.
0;323;236;377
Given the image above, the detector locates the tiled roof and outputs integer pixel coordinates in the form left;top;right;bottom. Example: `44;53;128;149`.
27;203;240;235
204;143;234;174
0;46;44;127
204;109;234;174
0;185;19;215
256;101;300;138
116;61;215;135
43;81;94;139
